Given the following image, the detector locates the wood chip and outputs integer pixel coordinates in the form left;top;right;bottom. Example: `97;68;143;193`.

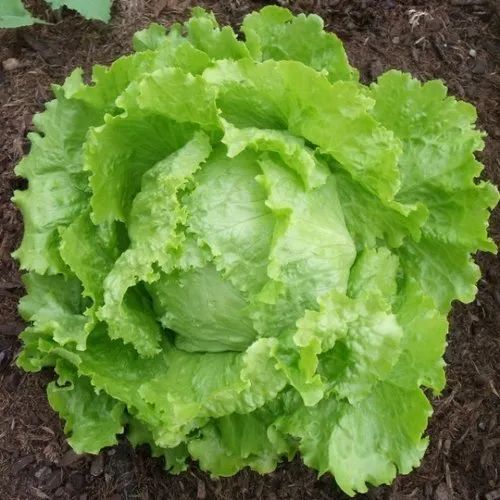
2;58;21;72
152;0;169;17
61;450;81;467
44;469;63;491
54;487;65;497
197;480;206;499
90;454;104;476
472;59;487;74
0;322;25;336
435;482;452;500
486;489;500;500
450;0;487;5
12;455;35;474
30;487;51;499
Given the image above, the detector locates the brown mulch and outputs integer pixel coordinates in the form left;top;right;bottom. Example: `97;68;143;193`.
1;1;499;499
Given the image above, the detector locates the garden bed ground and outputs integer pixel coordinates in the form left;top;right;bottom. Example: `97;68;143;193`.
1;1;499;499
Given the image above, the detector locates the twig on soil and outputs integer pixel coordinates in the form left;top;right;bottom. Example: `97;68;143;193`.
445;462;454;493
407;9;431;30
0;320;23;336
431;36;446;61
450;0;488;5
0;282;22;289
489;380;500;399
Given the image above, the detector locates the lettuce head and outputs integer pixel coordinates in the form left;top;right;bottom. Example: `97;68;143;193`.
13;6;498;496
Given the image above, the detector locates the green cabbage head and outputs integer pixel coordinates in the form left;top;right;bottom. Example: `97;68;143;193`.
13;6;498;496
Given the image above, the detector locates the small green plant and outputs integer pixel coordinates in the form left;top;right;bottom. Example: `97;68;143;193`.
13;6;498;496
0;0;111;27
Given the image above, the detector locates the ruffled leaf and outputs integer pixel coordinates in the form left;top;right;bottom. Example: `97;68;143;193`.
47;371;125;454
277;383;431;495
371;71;499;309
242;5;357;82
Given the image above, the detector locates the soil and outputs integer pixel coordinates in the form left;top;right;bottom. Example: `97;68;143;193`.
1;1;499;499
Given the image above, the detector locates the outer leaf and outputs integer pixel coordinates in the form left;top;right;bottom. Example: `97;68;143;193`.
390;279;447;393
13;88;102;274
133;68;219;129
184;7;250;60
334;170;427;249
277;383;431;495
68;327;169;432
19;273;89;350
188;404;296;476
45;0;112;22
47;371;125;454
128;417;189;473
16;326;58;372
47;328;285;450
371;71;499;309
242;5;357;82
133;23;167;51
63;52;156;113
139;337;287;447
0;0;45;27
132;23;212;74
